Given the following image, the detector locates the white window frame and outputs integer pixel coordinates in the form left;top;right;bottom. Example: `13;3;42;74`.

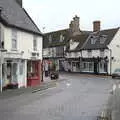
60;34;64;42
12;29;17;50
33;36;37;51
49;35;52;43
100;50;104;57
100;35;107;44
82;62;94;72
88;50;92;57
91;36;97;44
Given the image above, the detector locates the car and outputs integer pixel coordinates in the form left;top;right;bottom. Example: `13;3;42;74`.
112;68;120;78
50;71;59;80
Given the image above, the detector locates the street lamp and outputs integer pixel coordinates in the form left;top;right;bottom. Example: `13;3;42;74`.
0;48;7;92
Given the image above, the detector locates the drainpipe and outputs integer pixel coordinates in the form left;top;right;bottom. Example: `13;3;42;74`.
0;51;2;92
109;49;112;75
0;49;7;92
80;50;82;72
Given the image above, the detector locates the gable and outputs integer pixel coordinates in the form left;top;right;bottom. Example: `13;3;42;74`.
0;0;42;35
82;28;119;50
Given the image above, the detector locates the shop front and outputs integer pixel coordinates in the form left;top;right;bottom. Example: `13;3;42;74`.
81;57;108;74
27;60;41;87
2;59;25;90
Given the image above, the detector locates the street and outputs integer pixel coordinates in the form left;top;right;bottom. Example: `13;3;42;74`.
0;73;115;120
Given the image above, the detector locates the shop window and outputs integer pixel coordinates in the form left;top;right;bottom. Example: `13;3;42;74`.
20;63;23;75
82;62;94;72
99;62;107;73
27;61;38;78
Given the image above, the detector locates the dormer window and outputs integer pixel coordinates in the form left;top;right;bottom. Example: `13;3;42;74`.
60;34;64;42
49;35;52;43
100;35;107;44
90;36;97;44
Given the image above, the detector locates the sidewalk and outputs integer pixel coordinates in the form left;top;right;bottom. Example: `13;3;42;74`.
106;81;120;120
0;77;56;100
0;74;67;100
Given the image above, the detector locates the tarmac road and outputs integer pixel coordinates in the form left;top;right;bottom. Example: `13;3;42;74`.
0;73;114;120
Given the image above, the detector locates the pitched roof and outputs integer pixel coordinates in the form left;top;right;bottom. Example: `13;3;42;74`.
82;28;119;50
66;32;90;52
0;0;42;35
43;29;70;48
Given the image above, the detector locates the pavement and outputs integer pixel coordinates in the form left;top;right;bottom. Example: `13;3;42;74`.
0;73;115;120
106;79;120;120
0;75;60;99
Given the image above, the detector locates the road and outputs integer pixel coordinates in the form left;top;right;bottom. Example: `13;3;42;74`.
0;73;115;120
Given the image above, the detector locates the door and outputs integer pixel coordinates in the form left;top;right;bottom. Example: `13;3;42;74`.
94;62;98;74
12;63;18;84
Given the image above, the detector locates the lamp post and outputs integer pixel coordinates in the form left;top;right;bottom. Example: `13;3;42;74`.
0;48;7;92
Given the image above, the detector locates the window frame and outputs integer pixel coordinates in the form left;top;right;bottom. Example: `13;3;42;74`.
11;29;17;50
33;36;37;51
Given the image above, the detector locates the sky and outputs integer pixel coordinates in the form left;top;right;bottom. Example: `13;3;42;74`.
23;0;120;33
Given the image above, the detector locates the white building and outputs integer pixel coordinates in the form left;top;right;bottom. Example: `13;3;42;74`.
66;21;120;75
0;0;43;91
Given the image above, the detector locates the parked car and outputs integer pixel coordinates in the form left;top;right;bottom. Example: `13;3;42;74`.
112;68;120;78
50;71;59;80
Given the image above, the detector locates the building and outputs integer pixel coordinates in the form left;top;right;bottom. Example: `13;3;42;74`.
0;0;43;91
43;16;120;75
43;29;70;71
66;21;120;75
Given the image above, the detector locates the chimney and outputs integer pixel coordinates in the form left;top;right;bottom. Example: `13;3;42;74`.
93;21;101;32
16;0;22;7
69;15;80;36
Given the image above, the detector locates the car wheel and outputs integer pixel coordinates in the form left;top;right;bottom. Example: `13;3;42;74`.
112;76;115;79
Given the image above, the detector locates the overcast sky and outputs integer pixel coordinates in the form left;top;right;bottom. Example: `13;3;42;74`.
23;0;120;33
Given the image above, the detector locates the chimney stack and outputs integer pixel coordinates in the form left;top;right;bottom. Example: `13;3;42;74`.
16;0;22;7
69;15;81;36
93;21;101;32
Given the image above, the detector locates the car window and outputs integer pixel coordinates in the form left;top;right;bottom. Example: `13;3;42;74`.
115;69;120;72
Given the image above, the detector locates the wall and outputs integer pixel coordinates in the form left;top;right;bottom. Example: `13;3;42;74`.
82;49;109;58
108;28;120;74
70;39;79;50
1;23;43;88
3;24;43;60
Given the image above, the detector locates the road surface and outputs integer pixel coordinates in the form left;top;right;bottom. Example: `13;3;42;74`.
0;73;114;120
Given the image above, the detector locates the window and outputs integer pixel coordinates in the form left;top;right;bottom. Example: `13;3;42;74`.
100;50;104;57
49;35;52;43
33;36;37;51
88;50;92;57
0;26;1;48
19;63;23;75
60;34;64;42
91;36;97;44
100;35;107;44
99;62;107;73
82;62;94;72
12;29;17;50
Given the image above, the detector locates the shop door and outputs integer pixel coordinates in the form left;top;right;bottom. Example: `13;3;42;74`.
94;62;98;74
12;63;18;84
